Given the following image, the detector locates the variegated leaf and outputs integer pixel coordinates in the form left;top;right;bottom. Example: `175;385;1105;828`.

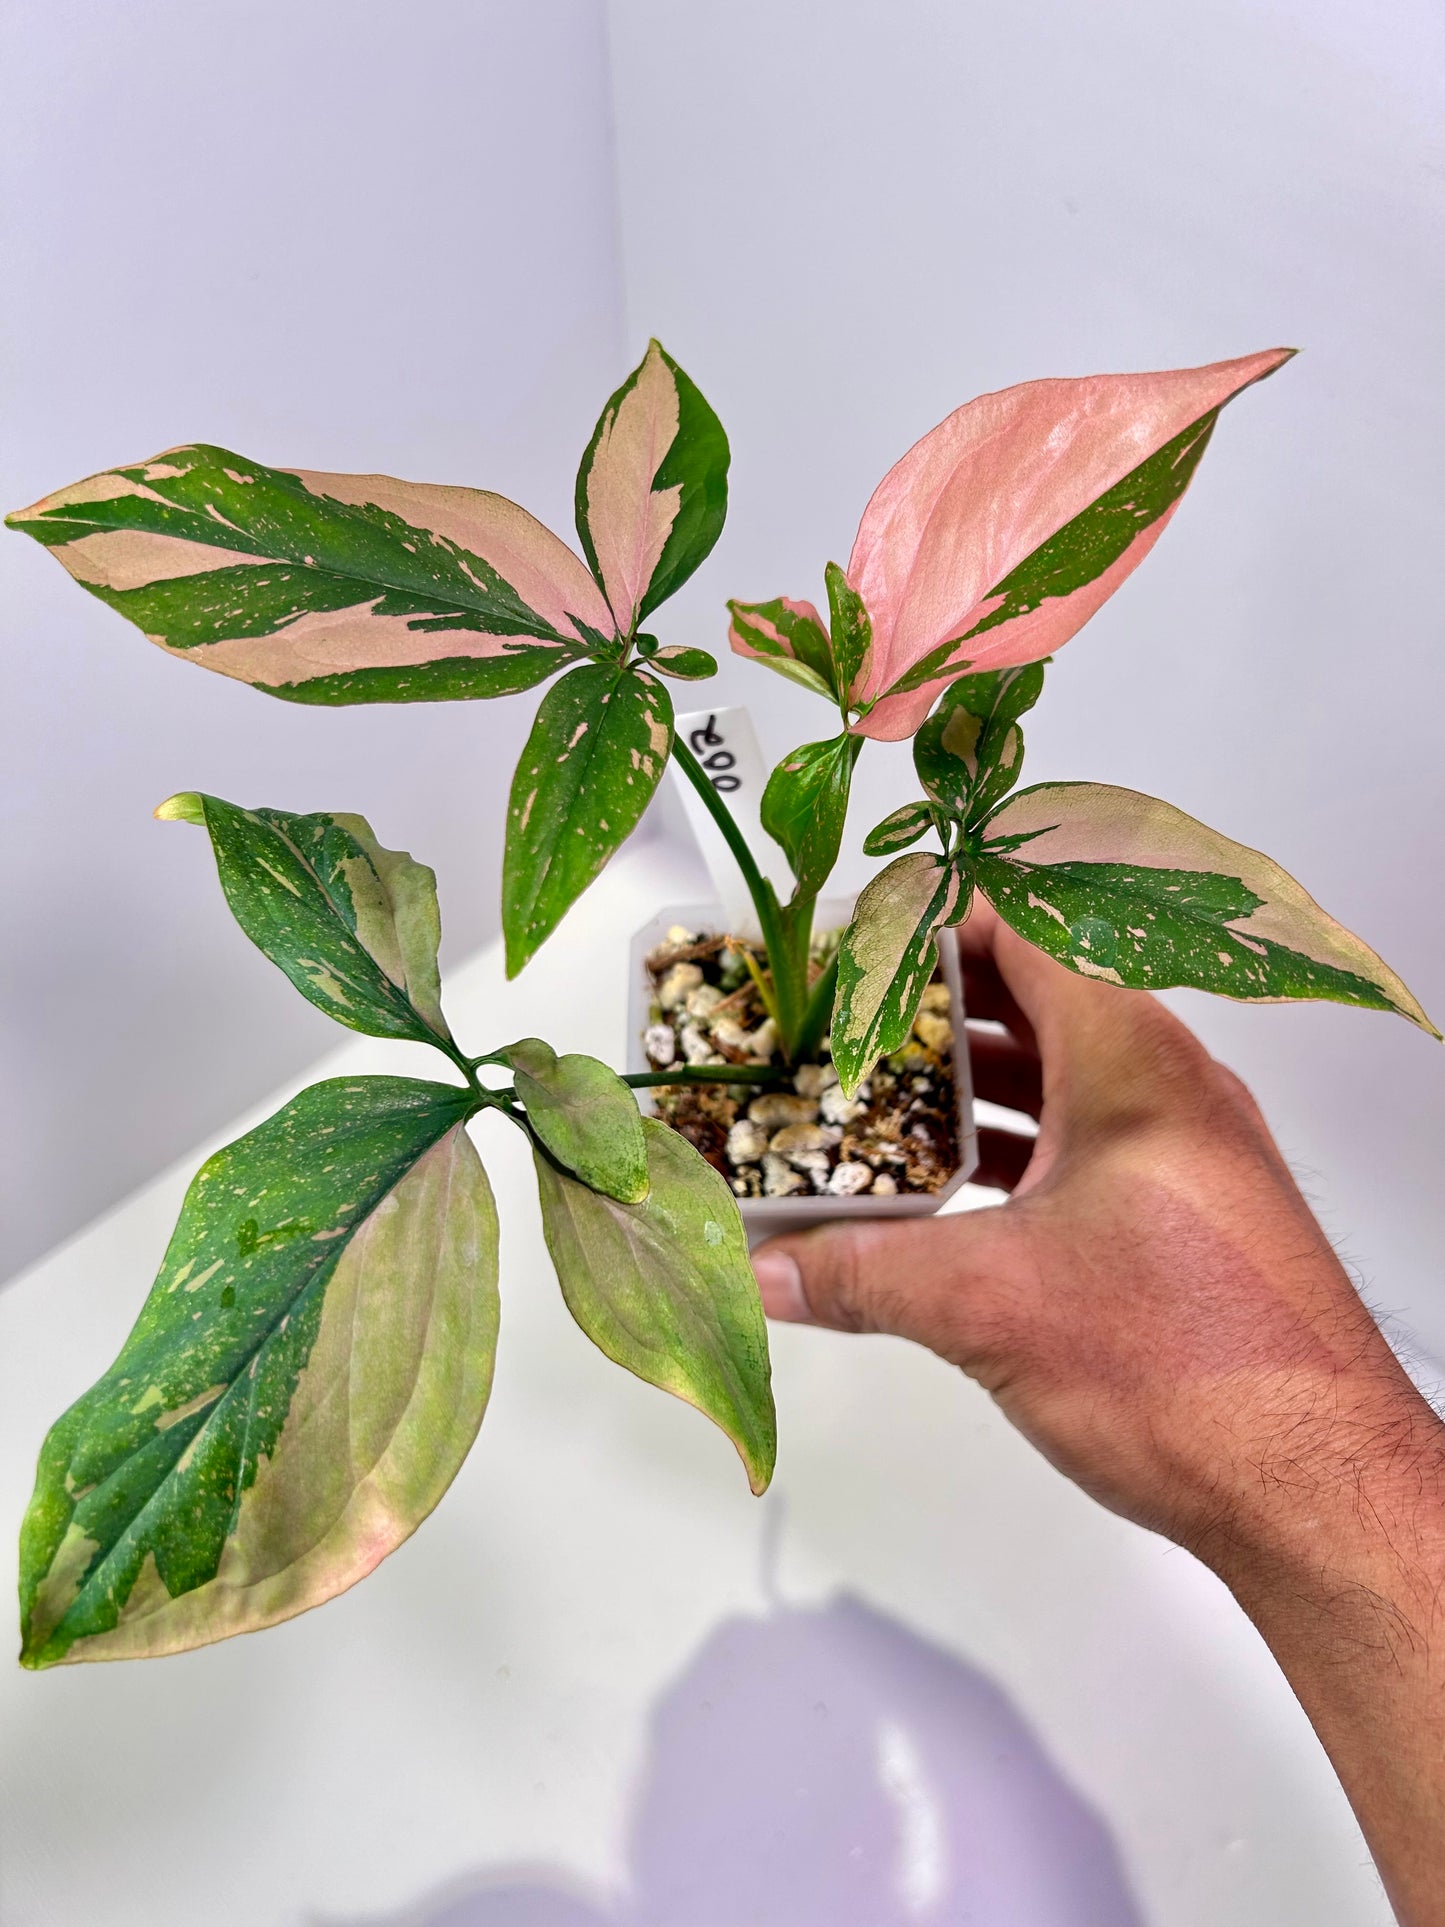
846;349;1295;739
7;445;618;703
978;783;1439;1032
646;644;717;680
575;340;729;635
862;800;935;857
499;1037;649;1204
760;732;863;898
912;662;1045;823
533;1119;775;1494
727;596;837;701
20;1078;495;1666
157;792;452;1045
823;561;872;702
831;853;961;1094
503;663;674;976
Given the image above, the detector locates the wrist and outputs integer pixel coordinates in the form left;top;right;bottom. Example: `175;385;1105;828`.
1195;1370;1445;1644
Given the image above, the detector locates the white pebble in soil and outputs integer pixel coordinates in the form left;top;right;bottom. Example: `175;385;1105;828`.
762;1152;806;1198
679;1022;724;1066
747;1092;818;1130
769;1122;841;1167
793;1062;841;1099
726;1119;769;1164
644;1023;676;1067
657;962;703;1012
914;1012;954;1054
820;1082;867;1126
870;1171;898;1195
828;1161;873;1196
685;983;726;1019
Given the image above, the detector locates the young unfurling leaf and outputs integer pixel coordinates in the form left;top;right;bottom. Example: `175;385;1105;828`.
499;1038;649;1204
502;663;674;976
727;596;838;701
19;1078;497;1666
760;733;863;898
533;1119;775;1494
831;853;962;1094
823;561;872;703
862;800;936;857
574;340;729;634
157;793;453;1045
978;782;1439;1033
913;662;1045;825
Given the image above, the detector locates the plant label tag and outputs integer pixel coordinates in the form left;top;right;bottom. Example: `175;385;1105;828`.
672;706;788;939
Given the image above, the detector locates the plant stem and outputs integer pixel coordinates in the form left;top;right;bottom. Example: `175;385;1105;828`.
670;735;807;1050
793;942;840;1063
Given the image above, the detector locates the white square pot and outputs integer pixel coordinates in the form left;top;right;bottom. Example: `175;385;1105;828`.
628;898;978;1245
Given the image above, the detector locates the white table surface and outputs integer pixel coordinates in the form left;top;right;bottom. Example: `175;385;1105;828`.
0;834;1394;1927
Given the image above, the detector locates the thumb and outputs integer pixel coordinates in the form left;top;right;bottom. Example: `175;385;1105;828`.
750;1209;1023;1365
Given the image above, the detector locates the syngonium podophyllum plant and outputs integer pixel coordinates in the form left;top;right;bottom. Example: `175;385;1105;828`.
9;341;1437;1669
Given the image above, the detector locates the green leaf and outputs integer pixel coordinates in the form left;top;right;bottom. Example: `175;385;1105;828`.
574;340;729;632
913;662;1045;824
648;645;718;680
978;782;1440;1034
760;732;863;897
832;853;961;1094
863;800;935;857
157;792;452;1045
499;1037;649;1204
502;663;674;976
727;597;838;700
7;445;615;702
532;1119;775;1494
823;562;872;702
19;1077;496;1666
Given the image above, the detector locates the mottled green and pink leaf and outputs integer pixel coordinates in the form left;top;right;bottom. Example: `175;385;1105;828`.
533;1119;775;1494
831;853;961;1094
977;783;1438;1031
502;664;674;976
157;792;452;1045
19;1078;496;1666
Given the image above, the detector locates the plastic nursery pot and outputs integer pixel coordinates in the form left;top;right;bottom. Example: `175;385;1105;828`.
628;899;979;1246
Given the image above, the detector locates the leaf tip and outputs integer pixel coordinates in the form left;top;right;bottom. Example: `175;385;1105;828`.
154;791;206;825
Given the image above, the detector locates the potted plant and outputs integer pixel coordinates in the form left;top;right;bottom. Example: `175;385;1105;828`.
8;341;1435;1670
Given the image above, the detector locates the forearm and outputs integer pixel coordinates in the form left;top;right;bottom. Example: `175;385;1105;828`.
1207;1382;1445;1927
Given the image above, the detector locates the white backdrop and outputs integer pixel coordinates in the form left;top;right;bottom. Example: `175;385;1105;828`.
0;0;625;1276
606;0;1445;1356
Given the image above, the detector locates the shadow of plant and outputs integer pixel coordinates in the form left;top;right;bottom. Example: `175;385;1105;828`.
338;1593;1144;1927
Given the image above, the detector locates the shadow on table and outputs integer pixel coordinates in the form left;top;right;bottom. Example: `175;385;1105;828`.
338;1592;1144;1927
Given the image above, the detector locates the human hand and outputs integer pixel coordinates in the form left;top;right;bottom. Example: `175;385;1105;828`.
755;896;1438;1566
753;899;1445;1924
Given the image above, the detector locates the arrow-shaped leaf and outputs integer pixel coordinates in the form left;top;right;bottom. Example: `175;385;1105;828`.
532;1119;775;1494
500;1037;649;1203
7;446;617;704
761;732;863;897
20;1077;496;1666
978;782;1439;1033
158;792;452;1045
575;340;730;634
503;662;674;976
832;853;962;1094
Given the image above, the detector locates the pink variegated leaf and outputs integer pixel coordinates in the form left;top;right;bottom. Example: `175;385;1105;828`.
7;447;618;704
726;595;837;700
846;349;1296;740
575;341;729;635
